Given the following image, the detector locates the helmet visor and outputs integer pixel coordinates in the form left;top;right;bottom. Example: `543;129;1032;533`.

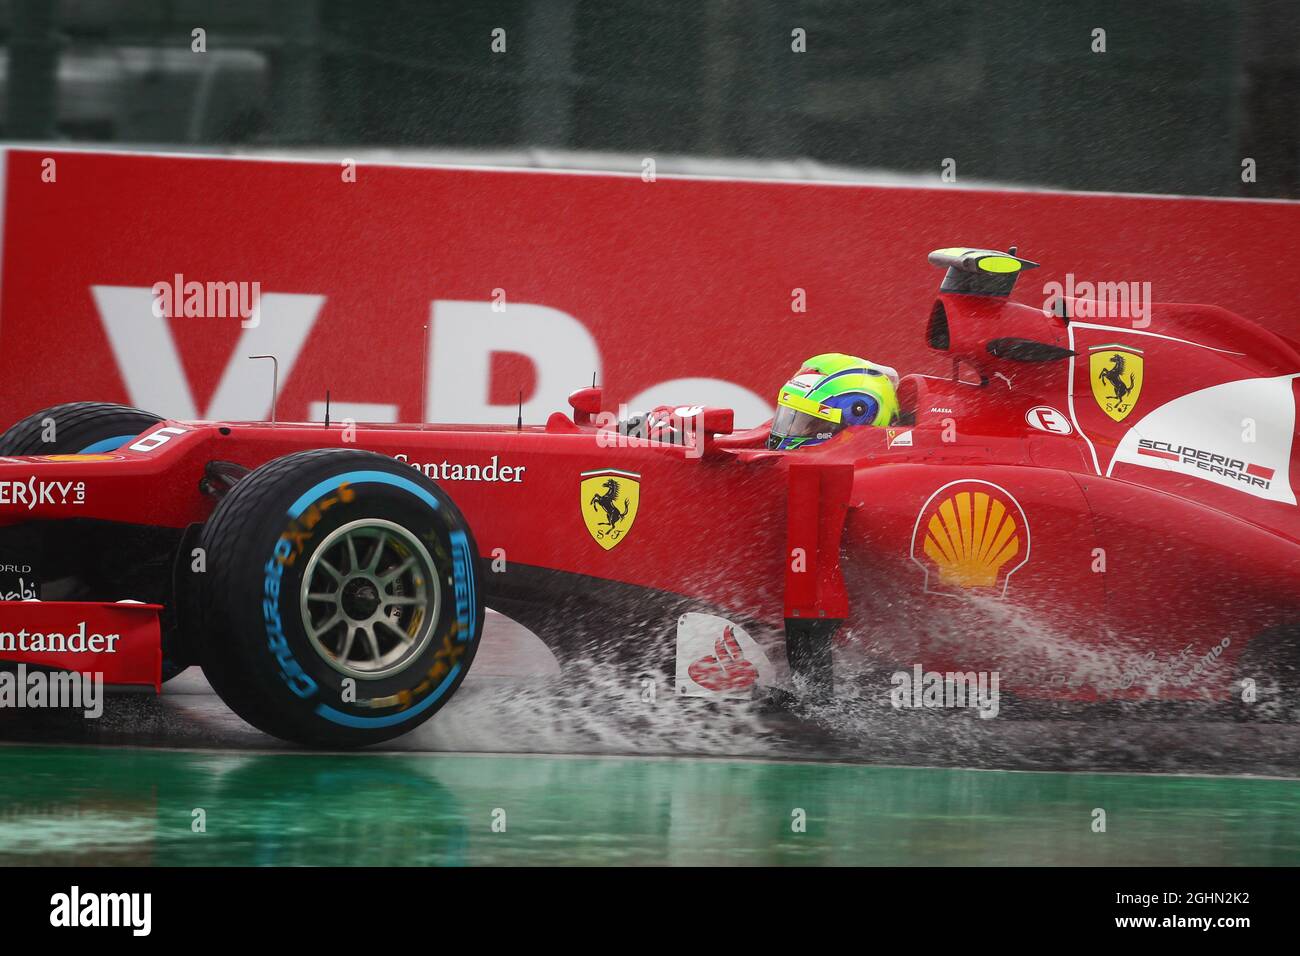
768;384;845;450
771;404;842;441
768;404;845;449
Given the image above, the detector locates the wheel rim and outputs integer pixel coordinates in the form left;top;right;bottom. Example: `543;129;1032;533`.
299;518;440;680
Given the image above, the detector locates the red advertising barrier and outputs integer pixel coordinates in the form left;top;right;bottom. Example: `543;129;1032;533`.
0;600;162;691
0;147;1297;430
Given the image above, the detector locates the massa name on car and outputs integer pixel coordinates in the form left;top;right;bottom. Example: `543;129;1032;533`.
392;453;525;483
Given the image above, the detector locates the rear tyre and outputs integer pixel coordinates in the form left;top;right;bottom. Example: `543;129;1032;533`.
197;448;484;748
0;401;162;455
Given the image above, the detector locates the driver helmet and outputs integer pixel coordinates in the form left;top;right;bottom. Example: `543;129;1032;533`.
767;353;900;450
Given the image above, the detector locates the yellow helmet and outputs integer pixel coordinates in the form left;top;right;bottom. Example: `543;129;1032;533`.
768;353;900;450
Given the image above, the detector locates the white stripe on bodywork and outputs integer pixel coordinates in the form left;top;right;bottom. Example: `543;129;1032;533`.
1106;373;1299;505
1066;322;1250;476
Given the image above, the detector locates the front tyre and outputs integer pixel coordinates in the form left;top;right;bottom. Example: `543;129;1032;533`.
197;449;484;747
0;401;162;455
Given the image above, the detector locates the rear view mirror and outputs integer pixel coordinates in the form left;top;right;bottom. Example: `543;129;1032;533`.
700;407;734;436
568;386;602;423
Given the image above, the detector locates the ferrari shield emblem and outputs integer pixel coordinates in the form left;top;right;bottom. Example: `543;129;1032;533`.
1089;345;1144;422
581;469;640;550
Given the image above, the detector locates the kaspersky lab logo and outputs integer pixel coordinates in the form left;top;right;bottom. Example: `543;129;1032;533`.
0;477;86;509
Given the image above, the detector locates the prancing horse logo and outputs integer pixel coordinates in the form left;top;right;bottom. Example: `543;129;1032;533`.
1089;345;1145;422
580;469;641;550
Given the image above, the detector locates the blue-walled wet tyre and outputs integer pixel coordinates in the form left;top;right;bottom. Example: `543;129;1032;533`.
197;448;484;748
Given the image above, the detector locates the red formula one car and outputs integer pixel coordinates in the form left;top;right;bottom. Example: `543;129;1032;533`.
1;246;1298;746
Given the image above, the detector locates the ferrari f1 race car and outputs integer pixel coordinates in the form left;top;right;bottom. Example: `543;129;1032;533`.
2;247;1298;747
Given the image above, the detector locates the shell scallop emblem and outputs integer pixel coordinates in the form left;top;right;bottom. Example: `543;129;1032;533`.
910;480;1031;597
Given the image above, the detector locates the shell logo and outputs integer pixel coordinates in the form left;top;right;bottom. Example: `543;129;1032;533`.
910;480;1031;598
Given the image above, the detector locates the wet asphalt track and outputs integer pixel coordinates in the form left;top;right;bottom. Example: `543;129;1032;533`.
4;611;1300;777
3;612;1300;864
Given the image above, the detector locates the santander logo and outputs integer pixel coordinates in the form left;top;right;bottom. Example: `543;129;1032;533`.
675;612;774;699
687;625;759;693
